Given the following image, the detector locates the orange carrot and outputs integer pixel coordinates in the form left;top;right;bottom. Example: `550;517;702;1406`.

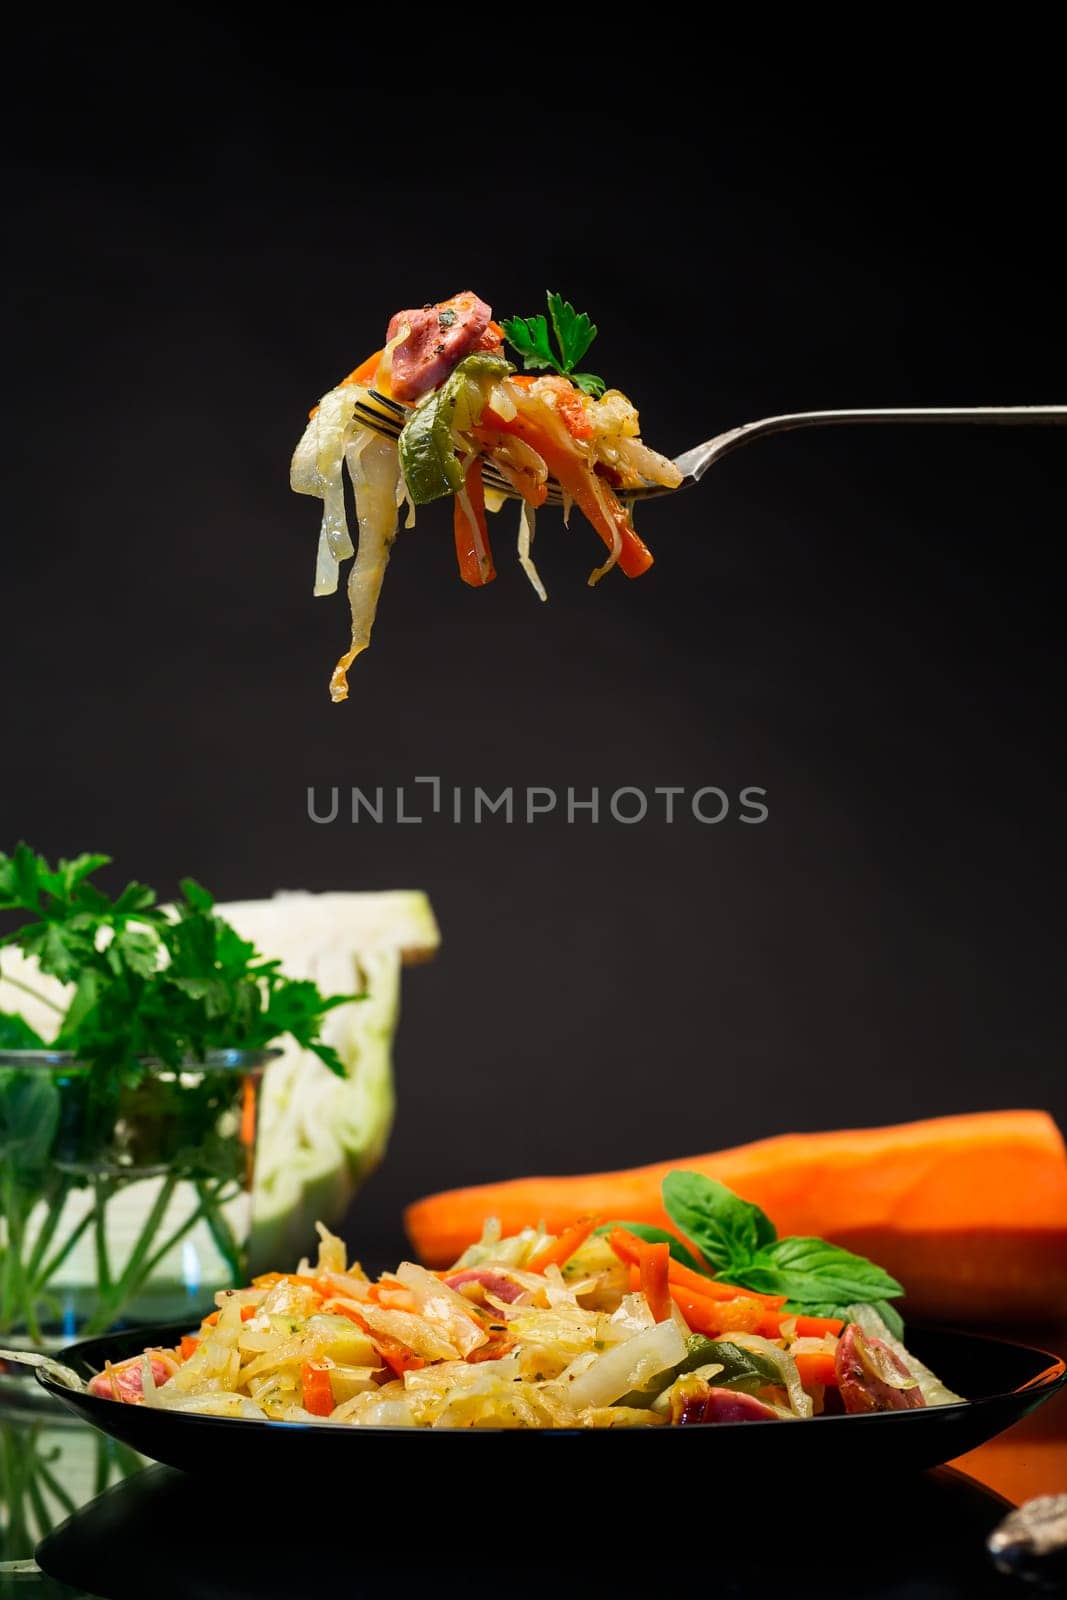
453;460;496;587
307;349;385;419
624;1267;780;1337
481;403;653;578
179;1336;200;1361
470;423;548;508
790;1315;845;1337
321;1301;363;1325
668;1286;773;1339
301;1362;334;1417
240;1077;257;1149
327;1303;424;1377
379;1345;425;1379
405;1112;1067;1321
201;1305;258;1328
638;1241;672;1322
341;349;384;389
794;1350;839;1388
607;1227;785;1308
526;1216;599;1275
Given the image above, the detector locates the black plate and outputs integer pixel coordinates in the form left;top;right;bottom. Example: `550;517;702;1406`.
36;1320;1065;1476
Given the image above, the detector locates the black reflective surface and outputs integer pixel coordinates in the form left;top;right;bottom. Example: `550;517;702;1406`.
36;1457;1019;1599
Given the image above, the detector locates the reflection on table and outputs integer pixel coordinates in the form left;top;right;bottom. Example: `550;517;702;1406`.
0;1388;143;1597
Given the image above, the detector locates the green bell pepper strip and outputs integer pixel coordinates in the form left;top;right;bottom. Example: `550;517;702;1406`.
397;353;513;506
617;1335;783;1409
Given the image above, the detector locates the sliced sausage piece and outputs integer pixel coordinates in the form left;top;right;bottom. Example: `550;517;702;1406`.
444;1267;526;1305
88;1353;174;1403
671;1383;779;1425
835;1323;926;1414
385;291;493;402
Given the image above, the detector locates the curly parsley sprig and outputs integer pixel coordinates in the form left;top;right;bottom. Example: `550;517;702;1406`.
501;291;606;397
0;844;348;1085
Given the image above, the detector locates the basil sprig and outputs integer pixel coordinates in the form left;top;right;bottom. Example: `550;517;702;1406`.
604;1171;905;1332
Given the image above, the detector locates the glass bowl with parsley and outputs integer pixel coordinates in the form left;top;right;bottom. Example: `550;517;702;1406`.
0;847;347;1352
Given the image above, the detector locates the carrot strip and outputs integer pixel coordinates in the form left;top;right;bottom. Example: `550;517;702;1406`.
321;1301;363;1325
328;1303;424;1377
607;1227;785;1308
628;1267;777;1337
307;349;385;419
671;1267;785;1311
341;349;384;389
380;1346;426;1378
794;1350;838;1388
790;1315;845;1337
179;1336;200;1361
470;424;549;508
526;1216;599;1275
482;404;653;578
453;460;496;586
666;1283;775;1339
201;1304;258;1328
301;1362;334;1417
638;1241;672;1322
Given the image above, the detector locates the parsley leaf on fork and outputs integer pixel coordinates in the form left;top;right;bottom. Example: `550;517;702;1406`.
501;291;606;397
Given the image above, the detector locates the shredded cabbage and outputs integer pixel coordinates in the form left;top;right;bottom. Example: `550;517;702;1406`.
517;501;547;601
85;1221;958;1430
330;429;400;702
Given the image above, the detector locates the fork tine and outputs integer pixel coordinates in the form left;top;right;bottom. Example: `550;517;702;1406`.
351;388;662;507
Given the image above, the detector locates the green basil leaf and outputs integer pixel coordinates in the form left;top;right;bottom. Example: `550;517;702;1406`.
741;1236;903;1305
662;1171;777;1275
593;1221;706;1273
863;1299;906;1340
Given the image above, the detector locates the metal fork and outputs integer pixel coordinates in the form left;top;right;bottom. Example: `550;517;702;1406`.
349;393;1067;507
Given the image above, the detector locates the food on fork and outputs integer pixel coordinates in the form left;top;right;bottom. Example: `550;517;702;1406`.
290;290;680;700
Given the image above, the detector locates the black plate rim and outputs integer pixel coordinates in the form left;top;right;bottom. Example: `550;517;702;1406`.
34;1320;1067;1438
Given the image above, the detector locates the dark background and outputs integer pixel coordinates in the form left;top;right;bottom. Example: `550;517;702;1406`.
4;30;1064;1258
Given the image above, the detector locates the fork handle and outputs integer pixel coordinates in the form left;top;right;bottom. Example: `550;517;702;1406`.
682;405;1067;481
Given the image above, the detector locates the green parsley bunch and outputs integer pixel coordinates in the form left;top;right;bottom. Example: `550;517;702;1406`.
0;844;347;1084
